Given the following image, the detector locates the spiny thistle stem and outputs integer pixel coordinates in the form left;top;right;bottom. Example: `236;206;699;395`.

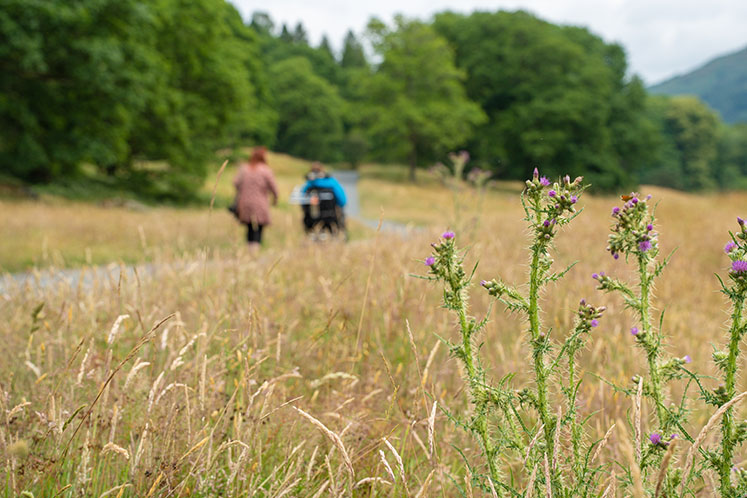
562;300;605;484
566;338;584;482
424;231;503;493
503;171;586;494
528;240;555;482
454;279;500;489
595;194;676;437
638;256;665;427
719;294;744;497
716;223;747;497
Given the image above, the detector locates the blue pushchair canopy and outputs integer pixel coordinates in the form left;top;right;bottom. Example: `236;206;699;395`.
290;185;345;236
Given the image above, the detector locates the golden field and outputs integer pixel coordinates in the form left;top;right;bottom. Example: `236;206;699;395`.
2;156;747;496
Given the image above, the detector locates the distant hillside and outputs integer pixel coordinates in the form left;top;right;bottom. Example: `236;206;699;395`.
649;46;747;123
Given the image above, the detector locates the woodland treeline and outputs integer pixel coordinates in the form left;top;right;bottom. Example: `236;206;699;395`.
2;0;746;199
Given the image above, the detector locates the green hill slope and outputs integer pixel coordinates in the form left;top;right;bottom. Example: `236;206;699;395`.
649;46;747;123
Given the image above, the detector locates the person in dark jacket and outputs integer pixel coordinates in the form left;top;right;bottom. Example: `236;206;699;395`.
301;162;347;236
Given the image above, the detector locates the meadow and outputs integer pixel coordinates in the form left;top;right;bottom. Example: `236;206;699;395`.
2;154;747;496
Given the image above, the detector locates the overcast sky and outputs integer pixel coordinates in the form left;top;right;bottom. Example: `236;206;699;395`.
230;0;747;85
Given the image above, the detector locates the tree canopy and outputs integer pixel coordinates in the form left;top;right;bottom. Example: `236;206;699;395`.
433;11;654;190
1;4;744;198
362;17;485;181
269;58;344;162
0;0;270;199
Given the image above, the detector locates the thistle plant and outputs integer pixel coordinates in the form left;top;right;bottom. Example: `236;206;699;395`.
419;172;612;496
500;170;588;489
705;218;747;497
593;194;685;432
430;151;488;232
422;230;503;490
591;194;698;496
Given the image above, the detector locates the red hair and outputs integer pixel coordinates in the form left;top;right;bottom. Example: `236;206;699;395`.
248;146;267;166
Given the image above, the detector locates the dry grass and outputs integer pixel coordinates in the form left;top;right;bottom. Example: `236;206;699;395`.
2;166;747;496
0;152;364;272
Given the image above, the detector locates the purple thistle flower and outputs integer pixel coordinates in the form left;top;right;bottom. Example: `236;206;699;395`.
592;273;599;280
630;327;639;336
612;207;620;215
539;176;550;186
639;240;652;252
425;257;435;266
590;319;599;327
649;433;662;445
725;241;737;253
564;175;571;185
570;195;578;204
533;168;539;179
548;190;556;198
480;280;487;287
738;216;745;226
646;194;652;200
670;434;678;440
647;224;653;231
684;355;692;364
613;253;620;260
543;220;551;227
632;197;639;204
732;260;747;274
442;231;455;240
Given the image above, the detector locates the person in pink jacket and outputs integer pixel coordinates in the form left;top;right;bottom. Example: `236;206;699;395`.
233;146;279;249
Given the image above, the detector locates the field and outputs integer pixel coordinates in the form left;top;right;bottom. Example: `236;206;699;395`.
2;156;747;496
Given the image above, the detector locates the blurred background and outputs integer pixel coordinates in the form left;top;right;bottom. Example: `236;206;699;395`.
1;0;745;205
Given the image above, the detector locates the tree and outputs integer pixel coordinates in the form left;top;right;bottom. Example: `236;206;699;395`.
0;0;271;199
0;0;157;182
664;97;720;190
716;124;747;189
250;11;274;36
123;0;270;199
269;57;344;162
318;35;335;60
340;30;367;69
292;22;308;45
363;17;485;181
341;131;368;168
636;96;687;190
433;11;652;190
638;96;722;190
253;15;341;86
279;24;292;43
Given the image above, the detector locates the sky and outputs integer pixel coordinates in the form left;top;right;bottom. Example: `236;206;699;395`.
230;0;747;85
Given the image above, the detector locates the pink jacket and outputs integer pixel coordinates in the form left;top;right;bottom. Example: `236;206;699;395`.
233;163;279;226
